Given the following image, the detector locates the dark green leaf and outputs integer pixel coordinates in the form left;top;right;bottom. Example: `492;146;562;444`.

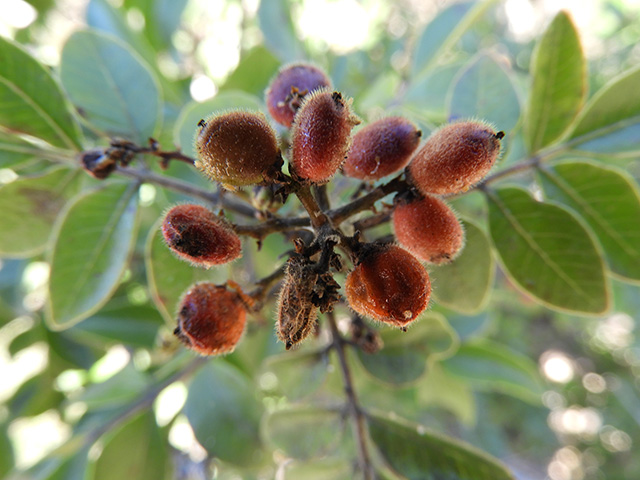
0;422;14;478
448;53;520;133
184;361;264;465
486;186;610;313
94;412;171;480
416;364;476;425
369;413;514;480
0;36;82;150
430;219;494;313
221;46;280;97
568;65;640;153
0;167;82;257
43;447;90;480
145;221;225;324
257;0;304;61
8;373;65;419
140;0;189;51
412;1;495;78
47;182;140;330
60;30;161;143
525;11;585;152
357;314;458;386
263;407;343;460
441;339;544;402
173;91;265;158
261;350;328;401
538;161;640;282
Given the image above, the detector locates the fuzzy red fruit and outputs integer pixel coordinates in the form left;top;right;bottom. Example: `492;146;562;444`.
345;245;431;327
174;283;246;355
408;121;504;195
393;194;464;264
195;110;282;187
343;117;421;180
290;89;360;183
162;204;241;267
266;63;332;127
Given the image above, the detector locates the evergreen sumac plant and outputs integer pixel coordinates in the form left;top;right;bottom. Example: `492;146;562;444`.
3;4;640;480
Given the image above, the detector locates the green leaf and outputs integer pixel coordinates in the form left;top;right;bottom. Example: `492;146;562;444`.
47;181;140;330
139;0;189;51
357;314;458;386
145;220;226;325
60;30;161;143
369;413;514;480
261;350;328;401
0;167;82;257
262;407;343;460
94;412;171;480
173;91;265;159
568;65;640;153
282;459;352;480
486;186;610;314
448;53;521;133
525;11;585;153
257;0;304;61
430;219;494;314
441;339;544;402
184;361;264;465
417;364;476;425
0;36;82;150
221;46;280;97
77;363;150;409
405;62;463;117
0;132;42;168
412;1;496;78
538;161;640;282
0;422;14;478
43;447;90;480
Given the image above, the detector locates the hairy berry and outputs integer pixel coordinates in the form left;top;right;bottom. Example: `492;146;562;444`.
343;117;421;180
195;110;282;187
393;194;464;264
266;63;331;127
408;121;504;195
290;89;360;183
345;245;430;327
174;283;246;355
162;204;241;267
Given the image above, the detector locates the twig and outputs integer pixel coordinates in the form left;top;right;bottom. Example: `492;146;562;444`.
295;184;331;229
326;312;374;480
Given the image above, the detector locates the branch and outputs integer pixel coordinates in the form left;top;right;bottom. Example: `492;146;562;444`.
326;312;374;480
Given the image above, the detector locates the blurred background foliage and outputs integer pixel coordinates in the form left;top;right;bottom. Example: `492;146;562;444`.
1;0;640;479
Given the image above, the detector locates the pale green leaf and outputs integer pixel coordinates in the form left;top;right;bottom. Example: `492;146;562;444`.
261;350;328;401
486;186;610;314
526;11;586;152
257;0;305;61
47;181;140;330
0;36;82;150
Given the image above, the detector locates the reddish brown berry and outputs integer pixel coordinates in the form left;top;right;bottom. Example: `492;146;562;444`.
342;117;421;180
408;121;504;195
393;194;464;264
266;63;332;127
290;89;360;183
195;110;282;187
345;245;431;327
162;204;241;267
174;283;246;355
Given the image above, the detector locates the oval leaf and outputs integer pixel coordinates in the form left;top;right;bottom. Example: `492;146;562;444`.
538;161;640;282
486;186;610;314
262;407;342;460
47;181;140;330
145;220;226;325
441;339;544;403
184;361;263;466
525;11;586;152
173;91;265;158
357;314;458;386
430;219;495;314
94;412;171;480
60;30;161;143
568;65;640;153
448;53;521;133
0;167;82;257
0;36;82;150
261;350;329;401
369;413;514;480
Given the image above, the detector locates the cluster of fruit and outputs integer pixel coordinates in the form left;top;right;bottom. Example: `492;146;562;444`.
160;63;503;355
